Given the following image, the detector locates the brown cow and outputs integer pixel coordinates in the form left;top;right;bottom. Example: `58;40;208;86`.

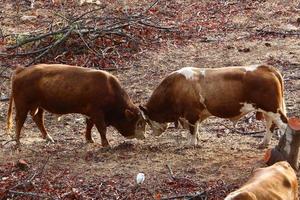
225;161;298;200
140;65;287;148
7;64;146;146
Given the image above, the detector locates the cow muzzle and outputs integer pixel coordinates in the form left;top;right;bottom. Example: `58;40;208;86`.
150;121;168;136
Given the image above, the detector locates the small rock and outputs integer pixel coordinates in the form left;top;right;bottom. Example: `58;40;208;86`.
16;159;30;171
226;45;234;49
238;47;251;53
20;15;37;21
265;42;271;47
136;173;145;184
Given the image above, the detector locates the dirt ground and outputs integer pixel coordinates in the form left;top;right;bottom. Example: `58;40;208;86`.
0;0;300;199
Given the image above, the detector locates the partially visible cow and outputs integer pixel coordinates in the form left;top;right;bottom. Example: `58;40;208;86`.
225;161;298;200
7;64;146;146
140;64;287;148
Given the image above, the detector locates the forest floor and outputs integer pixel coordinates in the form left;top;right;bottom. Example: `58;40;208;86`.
0;0;300;199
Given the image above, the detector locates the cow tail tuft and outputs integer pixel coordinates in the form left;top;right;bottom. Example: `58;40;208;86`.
6;67;24;134
6;78;14;134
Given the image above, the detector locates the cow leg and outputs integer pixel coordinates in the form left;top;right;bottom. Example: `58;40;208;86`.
259;114;273;149
85;118;95;143
15;110;28;146
94;119;109;147
30;108;54;143
188;122;200;146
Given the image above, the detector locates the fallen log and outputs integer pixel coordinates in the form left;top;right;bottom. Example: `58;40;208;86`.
264;117;300;170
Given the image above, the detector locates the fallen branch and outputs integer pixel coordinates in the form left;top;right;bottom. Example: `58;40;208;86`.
6;28;68;50
25;26;75;67
2;0;177;69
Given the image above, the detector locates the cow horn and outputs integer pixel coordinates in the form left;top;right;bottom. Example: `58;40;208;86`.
139;105;148;120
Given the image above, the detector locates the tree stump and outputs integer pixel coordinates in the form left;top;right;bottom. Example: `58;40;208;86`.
264;117;300;170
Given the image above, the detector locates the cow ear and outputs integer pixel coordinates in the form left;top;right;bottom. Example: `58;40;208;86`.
125;109;135;121
139;105;148;120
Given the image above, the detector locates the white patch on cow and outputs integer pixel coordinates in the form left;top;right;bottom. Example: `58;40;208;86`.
259;114;273;148
176;67;196;80
265;111;287;131
243;65;260;72
239;103;288;147
199;94;205;104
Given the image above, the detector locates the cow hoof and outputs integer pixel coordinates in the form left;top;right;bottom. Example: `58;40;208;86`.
45;135;55;143
86;138;95;143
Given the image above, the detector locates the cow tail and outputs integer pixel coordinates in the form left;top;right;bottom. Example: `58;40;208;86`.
269;66;287;121
6;66;24;134
6;76;14;135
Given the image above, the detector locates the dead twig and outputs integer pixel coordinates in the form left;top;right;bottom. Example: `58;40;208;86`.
142;0;161;15
161;191;206;200
256;29;300;37
25;26;75;67
2;139;15;146
166;164;176;180
221;123;265;135
102;67;132;71
138;20;176;30
7;190;52;199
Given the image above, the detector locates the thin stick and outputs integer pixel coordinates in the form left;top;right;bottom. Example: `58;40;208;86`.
221;124;264;135
8;191;52;199
166;164;176;180
161;192;205;200
143;0;161;15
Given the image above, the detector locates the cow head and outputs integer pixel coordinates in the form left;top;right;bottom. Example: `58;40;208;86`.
139;105;168;136
114;107;146;140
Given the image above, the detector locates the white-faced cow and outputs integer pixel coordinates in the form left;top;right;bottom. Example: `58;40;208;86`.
225;161;298;200
7;64;146;146
140;64;287;148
